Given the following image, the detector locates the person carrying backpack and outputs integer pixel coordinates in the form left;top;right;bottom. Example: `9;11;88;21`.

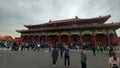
108;51;119;68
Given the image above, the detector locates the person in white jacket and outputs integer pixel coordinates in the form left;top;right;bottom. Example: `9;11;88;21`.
108;51;119;68
36;42;41;51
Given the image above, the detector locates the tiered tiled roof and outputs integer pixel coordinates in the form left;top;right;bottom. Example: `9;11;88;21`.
0;36;14;41
16;15;120;33
16;22;120;33
24;15;111;28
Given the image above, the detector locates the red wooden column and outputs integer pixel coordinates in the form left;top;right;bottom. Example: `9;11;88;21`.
28;36;31;42
38;35;40;42
58;35;61;43
68;35;71;43
20;36;23;42
39;35;41;42
32;36;34;42
115;34;119;45
22;36;25;42
28;36;30;42
23;36;26;42
107;35;111;46
93;35;97;45
26;36;28;42
79;35;83;43
46;35;47;43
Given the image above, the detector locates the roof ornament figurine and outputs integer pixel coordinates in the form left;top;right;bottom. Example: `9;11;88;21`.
75;16;79;19
49;19;52;23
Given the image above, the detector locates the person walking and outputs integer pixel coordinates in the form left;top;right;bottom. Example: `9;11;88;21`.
20;42;25;51
52;45;59;68
60;44;64;58
33;42;37;51
92;45;96;56
64;44;70;68
36;42;41;51
80;49;87;68
49;43;52;52
109;46;114;57
108;51;119;68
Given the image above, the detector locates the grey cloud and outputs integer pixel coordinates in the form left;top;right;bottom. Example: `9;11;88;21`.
0;0;120;38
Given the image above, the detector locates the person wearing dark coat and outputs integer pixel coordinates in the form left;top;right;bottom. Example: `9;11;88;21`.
12;42;18;51
109;46;113;57
52;45;59;68
92;45;96;56
64;44;70;68
60;44;64;58
80;49;87;68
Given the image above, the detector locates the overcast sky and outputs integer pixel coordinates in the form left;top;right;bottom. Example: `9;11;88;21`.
0;0;120;38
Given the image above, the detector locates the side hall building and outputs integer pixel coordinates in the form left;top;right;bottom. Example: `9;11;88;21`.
16;15;120;46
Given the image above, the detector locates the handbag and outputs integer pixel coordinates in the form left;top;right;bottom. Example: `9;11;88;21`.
113;64;118;68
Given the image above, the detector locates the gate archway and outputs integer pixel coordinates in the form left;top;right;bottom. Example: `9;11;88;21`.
61;35;68;43
48;35;58;44
109;33;116;46
40;35;46;43
96;34;107;45
82;34;93;45
71;34;79;43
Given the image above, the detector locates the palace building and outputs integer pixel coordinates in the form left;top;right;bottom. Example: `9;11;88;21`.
16;15;120;46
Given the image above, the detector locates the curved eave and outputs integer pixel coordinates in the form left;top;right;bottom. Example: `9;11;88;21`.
24;15;111;28
16;22;120;33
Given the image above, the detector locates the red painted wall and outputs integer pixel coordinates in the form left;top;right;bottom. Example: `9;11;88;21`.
15;37;20;43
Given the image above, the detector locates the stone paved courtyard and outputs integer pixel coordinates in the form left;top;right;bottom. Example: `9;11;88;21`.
0;49;120;68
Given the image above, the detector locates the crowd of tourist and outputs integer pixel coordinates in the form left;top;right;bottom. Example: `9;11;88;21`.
0;40;48;51
0;40;13;49
0;40;120;68
51;43;119;68
0;40;119;52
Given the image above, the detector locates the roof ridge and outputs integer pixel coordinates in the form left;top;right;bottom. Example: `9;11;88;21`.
24;15;111;27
